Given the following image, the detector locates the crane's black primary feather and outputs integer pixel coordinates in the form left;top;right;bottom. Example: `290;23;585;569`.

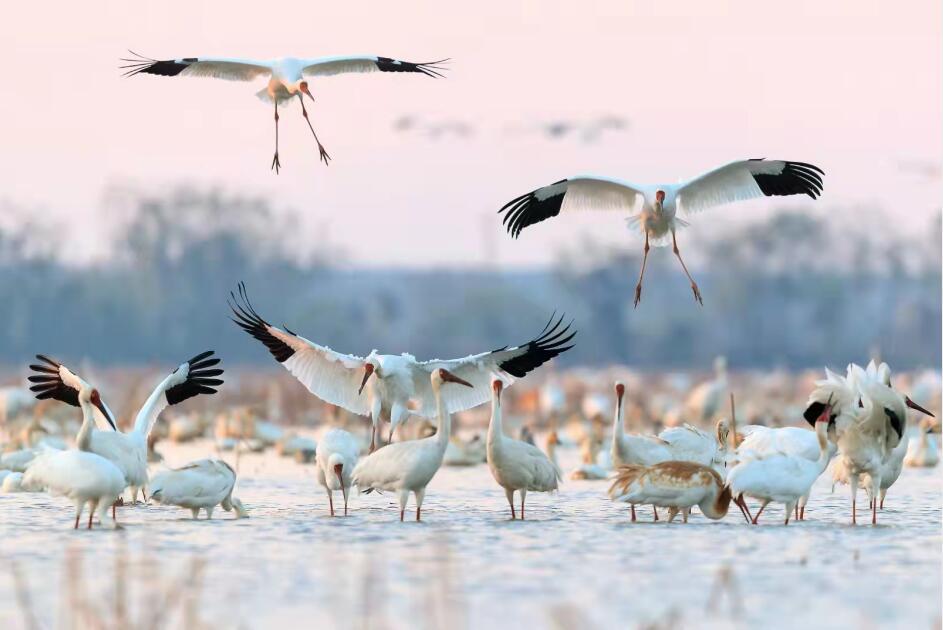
28;354;79;406
495;314;576;378
748;159;825;199
165;350;225;406
120;51;196;77
498;179;569;239
229;282;297;364
375;57;449;78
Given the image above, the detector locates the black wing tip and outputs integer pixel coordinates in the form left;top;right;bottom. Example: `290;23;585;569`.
375;57;450;78
228;282;296;364
120;51;190;78
751;159;825;200
499;180;569;239
497;314;577;377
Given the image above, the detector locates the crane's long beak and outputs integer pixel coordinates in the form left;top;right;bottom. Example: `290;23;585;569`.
94;398;118;431
441;371;473;388
358;365;375;395
333;463;343;486
906;397;935;417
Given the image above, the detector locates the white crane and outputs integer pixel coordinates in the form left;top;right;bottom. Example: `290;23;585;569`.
726;404;831;525
904;418;940;468
816;362;932;524
121;52;448;172
609;461;732;523
315;428;360;516
736;425;836;520
23;385;126;529
499;159;824;306
487;380;561;519
149;459;247;520
28;351;224;504
351;368;472;521
830;362;933;522
230;283;575;452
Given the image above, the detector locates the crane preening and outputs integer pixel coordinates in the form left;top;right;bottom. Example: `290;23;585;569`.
499;159;824;307
229;283;575;452
121;52;449;172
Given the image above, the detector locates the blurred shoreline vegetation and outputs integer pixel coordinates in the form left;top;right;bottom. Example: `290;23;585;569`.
0;187;938;371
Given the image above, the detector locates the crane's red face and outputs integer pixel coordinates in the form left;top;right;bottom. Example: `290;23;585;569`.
492;380;503;395
299;81;313;99
615;383;625;398
655;190;666;203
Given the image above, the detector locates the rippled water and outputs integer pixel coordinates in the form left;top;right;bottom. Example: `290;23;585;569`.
1;439;940;629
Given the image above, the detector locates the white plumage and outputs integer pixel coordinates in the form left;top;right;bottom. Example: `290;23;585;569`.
486;380;561;519
231;283;574;451
500;159;824;307
726;409;831;525
28;352;224;503
122;52;448;171
149;459;247;520
315;428;360;516
22;386;125;529
351;369;472;521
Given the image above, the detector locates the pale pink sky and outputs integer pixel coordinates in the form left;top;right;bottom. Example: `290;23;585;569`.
1;0;940;267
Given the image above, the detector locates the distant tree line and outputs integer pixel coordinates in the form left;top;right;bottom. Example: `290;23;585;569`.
0;188;938;372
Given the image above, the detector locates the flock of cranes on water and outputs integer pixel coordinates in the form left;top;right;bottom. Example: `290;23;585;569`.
0;282;935;529
0;50;934;532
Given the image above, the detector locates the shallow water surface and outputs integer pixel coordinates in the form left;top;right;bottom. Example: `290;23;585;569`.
1;441;940;629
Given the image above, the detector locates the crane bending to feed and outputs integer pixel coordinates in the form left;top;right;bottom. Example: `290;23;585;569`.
121;52;448;171
498;159;824;306
230;283;575;452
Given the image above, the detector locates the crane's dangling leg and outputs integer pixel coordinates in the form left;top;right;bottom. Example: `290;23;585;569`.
505;487;516;519
672;231;703;306
271;101;282;174
634;233;651;308
297;94;331;166
327;488;335;517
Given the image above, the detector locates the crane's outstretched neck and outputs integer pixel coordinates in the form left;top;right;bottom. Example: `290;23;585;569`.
488;382;504;450
434;383;452;448
76;394;96;452
132;372;174;442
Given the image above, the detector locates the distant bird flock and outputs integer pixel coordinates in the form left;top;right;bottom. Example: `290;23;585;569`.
0;49;936;533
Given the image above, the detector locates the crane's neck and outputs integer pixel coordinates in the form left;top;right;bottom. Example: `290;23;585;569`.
488;393;504;449
700;483;731;520
76;397;95;452
611;395;626;463
434;384;452;448
132;374;172;438
815;421;831;470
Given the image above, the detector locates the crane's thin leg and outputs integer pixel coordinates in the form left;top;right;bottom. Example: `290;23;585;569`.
682;507;690;524
734;496;751;523
87;500;99;530
271;101;281;173
634;232;650;308
520;489;527;521
297;94;331;165
369;423;377;454
879;489;886;510
672;231;703;306
751;500;769;524
737;495;753;522
505;487;516;519
850;474;858;525
653;506;659;521
415;488;425;522
327;488;335;517
630;504;636;522
667;507;678;523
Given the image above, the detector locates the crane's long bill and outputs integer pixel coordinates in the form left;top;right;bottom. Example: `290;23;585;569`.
906;397;935;417
442;371;473;388
358;364;375;395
